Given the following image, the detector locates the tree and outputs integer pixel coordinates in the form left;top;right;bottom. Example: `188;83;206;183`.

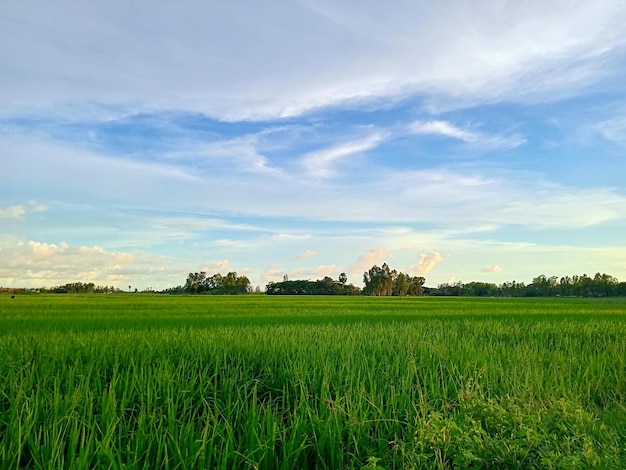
363;264;394;296
338;273;348;285
265;276;361;295
407;276;425;296
393;272;409;296
184;272;206;294
363;263;423;296
184;271;250;295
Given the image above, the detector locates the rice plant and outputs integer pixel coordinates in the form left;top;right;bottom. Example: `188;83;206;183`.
1;295;625;468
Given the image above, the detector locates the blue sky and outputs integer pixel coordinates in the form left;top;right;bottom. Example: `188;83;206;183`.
1;1;626;290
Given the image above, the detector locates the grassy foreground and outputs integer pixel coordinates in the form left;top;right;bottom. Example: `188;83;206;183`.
1;295;625;469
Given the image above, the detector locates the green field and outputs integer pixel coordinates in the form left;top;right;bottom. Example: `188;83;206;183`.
1;295;625;469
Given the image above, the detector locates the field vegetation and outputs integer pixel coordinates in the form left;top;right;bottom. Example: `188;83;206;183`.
1;295;625;468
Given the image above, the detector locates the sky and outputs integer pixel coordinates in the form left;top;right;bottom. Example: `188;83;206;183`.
2;1;626;291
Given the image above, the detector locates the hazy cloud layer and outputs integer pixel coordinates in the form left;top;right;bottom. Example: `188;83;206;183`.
1;2;625;119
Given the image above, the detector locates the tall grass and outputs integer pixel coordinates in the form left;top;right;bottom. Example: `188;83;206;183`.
1;295;625;468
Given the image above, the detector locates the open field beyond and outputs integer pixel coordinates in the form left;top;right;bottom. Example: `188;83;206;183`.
1;295;625;469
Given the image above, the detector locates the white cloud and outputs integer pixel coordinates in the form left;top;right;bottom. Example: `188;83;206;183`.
3;134;625;232
411;120;478;142
301;132;387;177
164;136;282;175
597;116;626;144
0;202;47;219
410;120;526;150
407;251;443;276
0;240;136;287
200;260;231;274
1;2;624;120
0;205;27;219
348;248;390;272
483;265;503;273
312;264;337;278
295;250;317;260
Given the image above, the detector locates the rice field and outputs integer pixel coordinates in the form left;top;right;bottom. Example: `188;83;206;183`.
1;294;625;469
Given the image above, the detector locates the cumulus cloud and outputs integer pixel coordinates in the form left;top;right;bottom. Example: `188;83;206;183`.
348;248;390;272
295;250;318;260
312;264;337;278
0;240;136;287
408;251;443;276
200;259;231;274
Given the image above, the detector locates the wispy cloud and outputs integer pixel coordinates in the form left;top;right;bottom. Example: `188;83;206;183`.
597;116;626;144
163;135;282;176
3;2;623;120
301;132;387;177
410;120;526;150
411;120;478;142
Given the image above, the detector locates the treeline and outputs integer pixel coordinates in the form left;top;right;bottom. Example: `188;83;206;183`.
265;265;425;297
5;268;624;298
266;274;361;295
51;282;121;294
428;273;626;297
183;271;251;295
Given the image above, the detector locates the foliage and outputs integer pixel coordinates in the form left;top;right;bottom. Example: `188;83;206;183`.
184;271;251;294
362;263;425;296
46;282;120;294
266;276;361;295
429;272;626;297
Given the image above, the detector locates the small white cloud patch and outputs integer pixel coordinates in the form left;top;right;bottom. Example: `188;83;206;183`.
0;202;46;219
295;250;318;260
408;251;443;276
483;265;503;273
348;248;390;272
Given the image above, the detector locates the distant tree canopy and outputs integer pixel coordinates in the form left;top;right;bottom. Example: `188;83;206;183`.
12;268;625;297
50;282;119;294
266;274;361;295
185;271;251;295
427;272;626;297
363;263;425;296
